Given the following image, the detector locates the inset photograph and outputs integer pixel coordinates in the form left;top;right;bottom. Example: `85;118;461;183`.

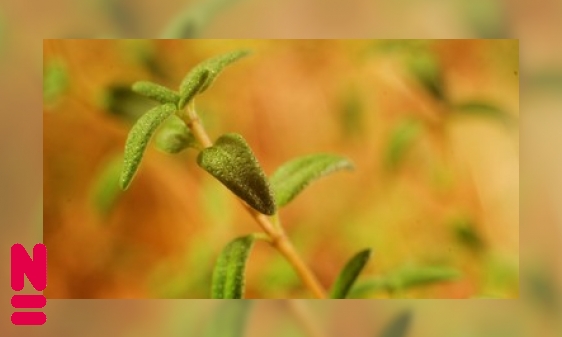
44;39;519;298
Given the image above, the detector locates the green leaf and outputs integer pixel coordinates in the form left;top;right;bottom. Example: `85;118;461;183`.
90;154;123;216
211;235;257;299
408;51;445;101
270;154;354;208
384;119;422;171
378;311;413;337
132;81;180;105
177;66;210;109
120;103;177;190
203;301;254;337
330;248;372;299
154;115;196;153
197;133;276;215
453;100;515;126
178;50;250;108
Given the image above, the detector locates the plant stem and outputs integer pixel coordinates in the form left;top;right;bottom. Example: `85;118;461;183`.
186;102;213;147
183;102;327;299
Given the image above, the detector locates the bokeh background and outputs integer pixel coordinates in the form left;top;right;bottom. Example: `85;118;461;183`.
43;39;518;299
1;0;560;335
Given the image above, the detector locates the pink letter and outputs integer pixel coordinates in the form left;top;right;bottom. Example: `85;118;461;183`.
11;244;47;291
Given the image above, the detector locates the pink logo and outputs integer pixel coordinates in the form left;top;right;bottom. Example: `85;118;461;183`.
11;243;47;325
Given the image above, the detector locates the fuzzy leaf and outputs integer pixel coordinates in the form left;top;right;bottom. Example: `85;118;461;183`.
384;119;422;171
120;103;177;190
378;311;413;337
178;50;250;108
197;133;276;215
178;67;210;109
203;302;254;337
330;248;372;298
270;154;354;208
211;235;256;299
154;115;196;154
132;81;180;105
453;100;515;126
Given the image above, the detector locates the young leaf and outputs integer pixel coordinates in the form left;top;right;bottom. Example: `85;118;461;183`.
178;67;209;109
330;248;372;299
270;154;354;208
378;311;413;337
211;235;257;299
197;133;276;215
384;119;422;171
120;103;177;190
178;50;250;108
154;115;196;154
132;81;180;106
453;100;514;126
203;301;254;337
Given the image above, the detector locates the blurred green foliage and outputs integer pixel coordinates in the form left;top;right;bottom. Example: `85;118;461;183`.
90;154;124;217
350;265;461;297
525;267;560;315
99;83;155;123
407;51;445;101
99;0;139;36
384;119;423;171
459;0;509;38
44;58;69;108
161;0;246;38
452;100;515;127
449;215;485;253
203;302;253;337
339;87;365;139
378;311;413;337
